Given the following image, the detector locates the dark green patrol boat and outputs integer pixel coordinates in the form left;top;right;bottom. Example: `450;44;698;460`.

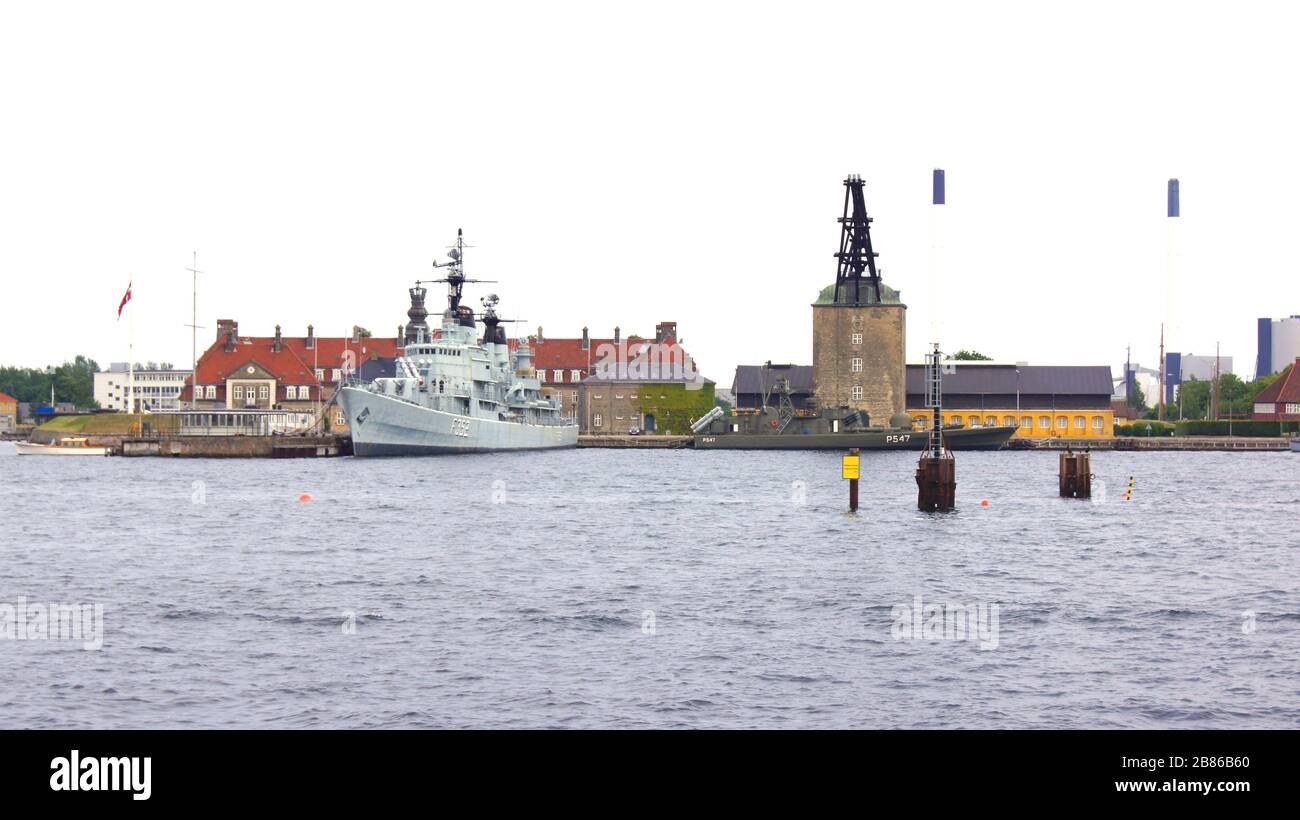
689;388;1016;451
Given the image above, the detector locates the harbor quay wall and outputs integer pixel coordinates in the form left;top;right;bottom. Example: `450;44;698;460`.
112;435;340;457
121;436;340;457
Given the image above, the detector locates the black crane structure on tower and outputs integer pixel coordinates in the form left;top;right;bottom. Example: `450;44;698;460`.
833;174;883;306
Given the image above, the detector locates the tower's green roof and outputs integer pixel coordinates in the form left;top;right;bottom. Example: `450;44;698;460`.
816;282;902;305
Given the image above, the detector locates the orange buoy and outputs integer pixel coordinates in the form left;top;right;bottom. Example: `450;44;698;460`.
980;499;989;507
298;493;313;502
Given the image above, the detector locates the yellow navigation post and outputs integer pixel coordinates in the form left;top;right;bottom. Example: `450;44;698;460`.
843;447;860;512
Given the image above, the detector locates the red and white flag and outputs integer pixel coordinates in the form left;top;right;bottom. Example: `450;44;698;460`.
117;281;132;319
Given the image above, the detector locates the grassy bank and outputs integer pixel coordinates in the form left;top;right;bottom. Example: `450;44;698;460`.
37;414;179;435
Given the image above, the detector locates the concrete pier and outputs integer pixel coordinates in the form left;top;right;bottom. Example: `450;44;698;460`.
1011;436;1287;451
577;434;691;448
120;435;342;457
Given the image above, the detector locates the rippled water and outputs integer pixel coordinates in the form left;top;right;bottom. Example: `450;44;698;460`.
0;441;1296;728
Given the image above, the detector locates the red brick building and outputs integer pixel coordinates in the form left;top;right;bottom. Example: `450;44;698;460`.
181;321;400;432
1251;358;1300;421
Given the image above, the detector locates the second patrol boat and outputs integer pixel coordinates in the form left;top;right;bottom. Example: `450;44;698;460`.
339;231;578;455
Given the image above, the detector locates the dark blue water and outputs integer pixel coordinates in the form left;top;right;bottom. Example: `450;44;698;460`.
1;442;1296;728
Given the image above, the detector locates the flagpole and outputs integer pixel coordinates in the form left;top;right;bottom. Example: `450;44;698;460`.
129;285;135;414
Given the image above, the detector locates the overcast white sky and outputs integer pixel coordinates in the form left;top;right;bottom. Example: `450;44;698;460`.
2;1;1297;380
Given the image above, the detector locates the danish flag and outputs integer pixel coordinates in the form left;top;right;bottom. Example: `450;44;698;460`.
117;282;132;319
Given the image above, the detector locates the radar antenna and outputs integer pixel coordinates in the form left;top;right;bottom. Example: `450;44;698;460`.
415;229;497;315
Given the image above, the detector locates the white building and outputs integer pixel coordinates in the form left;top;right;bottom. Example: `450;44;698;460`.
94;363;192;412
1113;363;1160;407
1256;315;1300;379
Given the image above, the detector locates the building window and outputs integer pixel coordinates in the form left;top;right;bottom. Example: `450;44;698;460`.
915;416;928;429
1286;403;1300;415
1056;416;1067;429
968;415;980;427
259;385;269;399
985;415;997;427
1002;415;1015;426
851;332;863;345
570;369;582;382
285;386;295;400
1092;416;1104;431
1039;416;1050;428
335;411;345;426
233;386;243;400
1074;416;1086;429
300;387;310;400
851;385;863;400
331;368;342;381
1021;417;1032;428
593;394;602;400
850;357;863;373
615;394;624;400
593;413;603;428
315;369;324;381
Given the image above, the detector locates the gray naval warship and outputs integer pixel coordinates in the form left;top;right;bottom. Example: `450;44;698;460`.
338;231;578;455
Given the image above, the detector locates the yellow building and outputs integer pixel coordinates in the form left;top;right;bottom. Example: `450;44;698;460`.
0;391;16;433
904;363;1115;439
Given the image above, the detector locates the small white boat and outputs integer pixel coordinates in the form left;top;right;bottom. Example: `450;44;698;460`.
15;437;112;456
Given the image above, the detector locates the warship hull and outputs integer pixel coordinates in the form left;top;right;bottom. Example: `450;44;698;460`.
340;387;578;456
693;425;1017;451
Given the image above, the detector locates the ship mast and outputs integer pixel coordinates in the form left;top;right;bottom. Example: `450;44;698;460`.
414;229;495;332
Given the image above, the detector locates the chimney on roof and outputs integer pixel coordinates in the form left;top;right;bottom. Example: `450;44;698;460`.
273;325;282;352
306;324;314;349
614;326;620;344
223;323;237;353
655;321;677;344
352;326;360;343
216;319;237;341
537;326;544;343
581;326;589;350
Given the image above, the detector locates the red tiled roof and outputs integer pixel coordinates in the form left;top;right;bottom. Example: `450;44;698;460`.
1254;358;1300;404
0;391;17;403
530;335;680;369
191;337;318;386
530;337;614;370
281;336;400;369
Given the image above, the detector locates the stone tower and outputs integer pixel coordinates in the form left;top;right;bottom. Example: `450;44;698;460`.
811;175;907;425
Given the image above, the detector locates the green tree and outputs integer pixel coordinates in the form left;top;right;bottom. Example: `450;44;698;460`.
353;325;372;339
1127;380;1147;411
0;355;100;408
948;350;992;361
